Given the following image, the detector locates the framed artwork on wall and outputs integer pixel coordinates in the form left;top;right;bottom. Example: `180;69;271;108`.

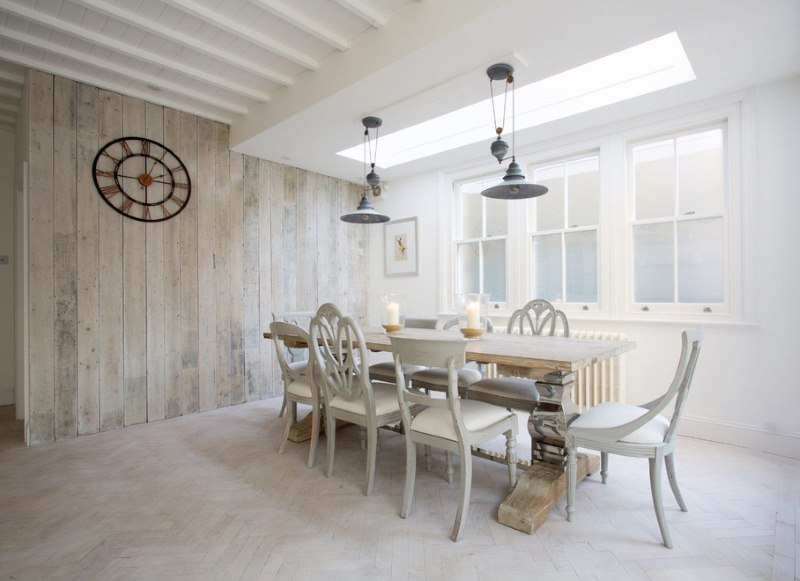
384;217;418;276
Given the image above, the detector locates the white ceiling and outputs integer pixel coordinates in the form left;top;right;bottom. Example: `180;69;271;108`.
1;0;798;183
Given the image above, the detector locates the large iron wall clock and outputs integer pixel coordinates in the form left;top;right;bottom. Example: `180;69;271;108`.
92;136;191;222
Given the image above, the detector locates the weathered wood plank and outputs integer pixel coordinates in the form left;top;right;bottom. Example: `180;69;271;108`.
282;166;297;312
122;96;147;426
242;155;260;402
179;112;199;415
196;117;216;412
97;90;124;432
315;175;333;305
268;161;286;398
76;82;100;435
53;76;78;441
145;102;166;422
296;171;317;312
163;107;182;419
228;150;245;405
214;123;231;408
27;70;55;445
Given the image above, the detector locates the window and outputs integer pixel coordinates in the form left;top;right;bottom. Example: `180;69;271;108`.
454;175;508;304
629;125;727;313
530;155;600;307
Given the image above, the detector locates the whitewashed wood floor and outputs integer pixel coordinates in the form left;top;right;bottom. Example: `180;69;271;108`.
0;400;797;580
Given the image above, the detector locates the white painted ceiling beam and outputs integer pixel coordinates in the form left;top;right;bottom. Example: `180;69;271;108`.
249;0;349;51
0;47;233;124
0;26;248;115
74;0;293;86
0;0;270;102
161;0;319;70
334;0;386;28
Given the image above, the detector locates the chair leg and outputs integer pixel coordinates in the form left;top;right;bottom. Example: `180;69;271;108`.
278;392;287;417
401;439;416;518
665;453;688;512
649;451;673;548
307;403;321;469
325;408;336;478
566;441;577;522
505;430;517;490
278;400;295;454
451;446;472;542
364;423;378;496
601;451;609;484
445;451;454;484
424;445;432;471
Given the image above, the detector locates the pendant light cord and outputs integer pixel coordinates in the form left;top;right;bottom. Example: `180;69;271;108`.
490;73;510;136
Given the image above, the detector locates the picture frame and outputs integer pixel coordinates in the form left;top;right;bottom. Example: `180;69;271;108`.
384;217;418;276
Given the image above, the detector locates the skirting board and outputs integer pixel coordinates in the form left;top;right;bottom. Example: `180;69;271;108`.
680;415;800;459
0;388;13;406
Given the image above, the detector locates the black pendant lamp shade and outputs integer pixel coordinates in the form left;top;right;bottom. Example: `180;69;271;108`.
341;116;389;224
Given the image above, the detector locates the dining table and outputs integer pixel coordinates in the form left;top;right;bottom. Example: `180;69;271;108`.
263;325;635;534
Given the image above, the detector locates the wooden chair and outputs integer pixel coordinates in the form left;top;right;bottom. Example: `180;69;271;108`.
566;328;703;548
270;321;322;468
272;310;314;417
309;311;401;496
368;317;439;386
390;335;518;542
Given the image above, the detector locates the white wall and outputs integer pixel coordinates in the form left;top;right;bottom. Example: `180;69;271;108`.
368;76;800;459
0;127;14;406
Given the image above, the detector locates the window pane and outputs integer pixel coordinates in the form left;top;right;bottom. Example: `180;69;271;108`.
483;239;506;302
534;164;564;231
678;218;724;303
533;234;562;302
633;222;674;303
567;158;599;227
456;243;479;294
565;231;597;303
634;140;675;220
485;197;508;237
678;129;724;216
461;191;482;239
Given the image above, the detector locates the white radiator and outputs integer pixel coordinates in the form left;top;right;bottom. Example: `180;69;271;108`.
560;329;628;411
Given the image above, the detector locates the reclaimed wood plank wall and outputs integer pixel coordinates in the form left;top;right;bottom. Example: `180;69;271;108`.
25;70;369;445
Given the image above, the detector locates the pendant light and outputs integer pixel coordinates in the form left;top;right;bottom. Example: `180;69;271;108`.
481;63;548;200
341;116;390;223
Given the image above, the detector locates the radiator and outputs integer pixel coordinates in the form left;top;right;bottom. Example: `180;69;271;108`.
559;329;628;411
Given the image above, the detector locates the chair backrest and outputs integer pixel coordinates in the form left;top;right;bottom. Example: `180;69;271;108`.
309;311;372;404
438;316;495;332
542;309;570;337
506;299;556;336
272;310;314;362
390;336;468;437
663;328;703;443
269;321;311;384
404;317;439;329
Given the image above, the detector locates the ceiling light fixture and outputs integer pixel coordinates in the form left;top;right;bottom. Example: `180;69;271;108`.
340;116;390;224
480;63;547;200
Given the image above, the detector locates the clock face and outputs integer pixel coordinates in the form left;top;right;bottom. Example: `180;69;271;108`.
92;137;191;222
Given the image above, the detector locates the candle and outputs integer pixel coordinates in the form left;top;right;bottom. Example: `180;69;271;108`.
466;301;480;329
386;302;400;325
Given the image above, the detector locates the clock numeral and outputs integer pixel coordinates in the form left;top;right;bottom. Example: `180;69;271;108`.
95;169;115;178
142;206;151;221
171;195;185;205
161;204;173;218
101;150;119;163
141;140;150;155
100;184;121;198
171;165;185;174
174;182;189;190
121;140;133;156
120;198;133;214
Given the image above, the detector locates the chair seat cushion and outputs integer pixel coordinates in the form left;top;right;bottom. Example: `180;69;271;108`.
410;367;482;389
468;377;539;411
411;400;514;441
368;362;427;384
286;379;313;399
570;402;670;444
330;381;400;417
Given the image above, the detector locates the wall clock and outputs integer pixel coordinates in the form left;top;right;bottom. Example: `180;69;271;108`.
92;136;191;222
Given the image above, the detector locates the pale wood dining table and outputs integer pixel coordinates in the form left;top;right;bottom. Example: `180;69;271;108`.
264;326;635;534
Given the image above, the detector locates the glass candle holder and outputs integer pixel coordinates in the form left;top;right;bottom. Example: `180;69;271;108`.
379;294;405;333
457;293;489;340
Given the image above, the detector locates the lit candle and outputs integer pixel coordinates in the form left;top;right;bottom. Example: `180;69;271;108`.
386;302;400;325
466;301;480;329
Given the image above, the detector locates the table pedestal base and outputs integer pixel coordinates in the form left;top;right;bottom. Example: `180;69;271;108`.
498;452;599;534
287;413;349;443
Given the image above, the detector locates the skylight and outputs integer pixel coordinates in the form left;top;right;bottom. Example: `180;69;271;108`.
337;32;695;168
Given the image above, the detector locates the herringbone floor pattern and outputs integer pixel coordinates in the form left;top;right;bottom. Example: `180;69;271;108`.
0;400;797;580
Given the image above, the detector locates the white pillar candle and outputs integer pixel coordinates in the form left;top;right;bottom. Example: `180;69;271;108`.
386;302;400;325
466;301;480;329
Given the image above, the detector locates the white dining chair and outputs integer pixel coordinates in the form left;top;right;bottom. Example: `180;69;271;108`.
270;321;322;468
272;310;315;417
309;309;401;496
565;328;703;548
368;317;439;386
390;335;518;542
